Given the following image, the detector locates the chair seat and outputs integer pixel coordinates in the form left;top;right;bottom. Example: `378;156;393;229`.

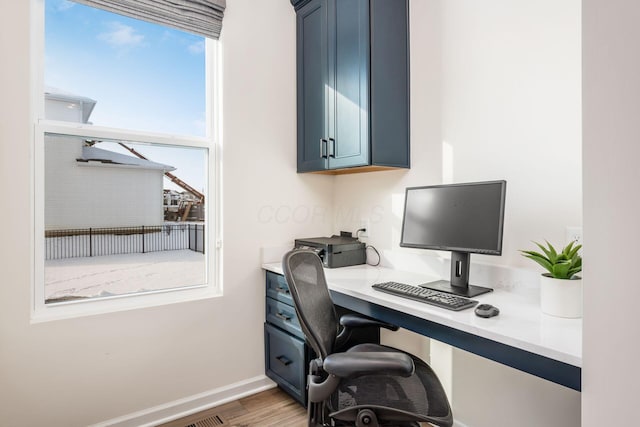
328;344;452;426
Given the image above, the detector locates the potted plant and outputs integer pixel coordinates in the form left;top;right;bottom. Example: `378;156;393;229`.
520;241;582;318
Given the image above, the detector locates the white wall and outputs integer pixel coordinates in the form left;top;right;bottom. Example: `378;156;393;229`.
582;1;640;424
439;0;582;267
333;1;582;426
0;1;332;426
45;135;165;229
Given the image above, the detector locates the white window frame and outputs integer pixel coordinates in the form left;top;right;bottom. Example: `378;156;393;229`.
31;0;223;322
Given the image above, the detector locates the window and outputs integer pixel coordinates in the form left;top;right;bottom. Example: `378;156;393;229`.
44;0;208;136
34;0;221;319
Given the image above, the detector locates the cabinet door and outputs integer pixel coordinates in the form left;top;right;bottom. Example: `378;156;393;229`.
328;0;370;169
296;0;329;172
369;0;410;168
264;323;308;405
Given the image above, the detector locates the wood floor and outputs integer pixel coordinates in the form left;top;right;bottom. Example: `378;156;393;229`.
158;387;436;427
158;387;307;427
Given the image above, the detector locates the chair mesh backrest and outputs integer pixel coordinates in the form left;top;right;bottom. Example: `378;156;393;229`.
282;250;338;359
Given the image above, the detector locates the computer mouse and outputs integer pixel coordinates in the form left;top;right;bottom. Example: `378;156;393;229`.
475;304;500;318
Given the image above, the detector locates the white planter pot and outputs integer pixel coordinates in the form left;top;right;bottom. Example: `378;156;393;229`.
540;274;582;318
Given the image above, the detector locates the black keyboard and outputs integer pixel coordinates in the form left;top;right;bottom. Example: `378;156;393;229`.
372;282;478;311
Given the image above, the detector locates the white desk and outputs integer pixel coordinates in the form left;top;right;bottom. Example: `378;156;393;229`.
262;262;582;391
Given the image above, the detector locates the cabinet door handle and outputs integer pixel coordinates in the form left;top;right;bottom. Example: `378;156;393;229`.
328;138;336;158
320;138;328;159
275;312;292;322
276;355;292;366
275;286;290;295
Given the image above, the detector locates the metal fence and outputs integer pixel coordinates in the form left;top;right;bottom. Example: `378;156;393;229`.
188;223;205;253
45;224;205;260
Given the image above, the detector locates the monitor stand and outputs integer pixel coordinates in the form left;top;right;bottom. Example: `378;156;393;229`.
420;251;493;298
420;279;492;298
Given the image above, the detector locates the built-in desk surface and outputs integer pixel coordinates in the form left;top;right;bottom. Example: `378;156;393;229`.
262;262;582;391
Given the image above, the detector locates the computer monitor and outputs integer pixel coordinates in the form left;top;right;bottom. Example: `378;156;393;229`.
400;180;506;297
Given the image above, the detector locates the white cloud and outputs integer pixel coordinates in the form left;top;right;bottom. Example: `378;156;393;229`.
98;22;145;48
188;40;205;55
161;30;174;42
57;0;76;11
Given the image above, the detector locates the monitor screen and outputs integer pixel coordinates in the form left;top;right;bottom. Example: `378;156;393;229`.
400;180;506;255
399;180;506;297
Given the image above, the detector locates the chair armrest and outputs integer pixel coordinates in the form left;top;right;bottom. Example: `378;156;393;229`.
323;352;414;378
335;314;400;350
340;313;400;331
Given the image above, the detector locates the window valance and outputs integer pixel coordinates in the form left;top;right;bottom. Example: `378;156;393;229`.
73;0;226;39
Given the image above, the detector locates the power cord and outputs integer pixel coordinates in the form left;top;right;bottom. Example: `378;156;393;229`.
354;227;380;266
366;245;381;266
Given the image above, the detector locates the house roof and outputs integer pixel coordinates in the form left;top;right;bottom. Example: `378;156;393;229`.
45;86;97;124
78;146;176;172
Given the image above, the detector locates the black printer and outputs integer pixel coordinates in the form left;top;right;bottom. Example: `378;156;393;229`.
294;235;366;268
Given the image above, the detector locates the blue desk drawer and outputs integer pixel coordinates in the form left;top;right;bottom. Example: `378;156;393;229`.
264;323;307;405
266;271;293;305
266;297;304;339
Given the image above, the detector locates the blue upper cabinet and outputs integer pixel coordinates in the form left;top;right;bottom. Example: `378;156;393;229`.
292;0;410;174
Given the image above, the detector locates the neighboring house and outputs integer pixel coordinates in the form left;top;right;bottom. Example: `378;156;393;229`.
45;86;96;124
44;88;175;230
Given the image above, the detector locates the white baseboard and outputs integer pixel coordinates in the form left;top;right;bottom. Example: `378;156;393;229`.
90;375;277;427
90;373;472;427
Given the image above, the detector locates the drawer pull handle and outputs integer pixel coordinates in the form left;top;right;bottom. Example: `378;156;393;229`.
275;312;292;322
276;355;292;366
275;286;290;294
320;138;328;159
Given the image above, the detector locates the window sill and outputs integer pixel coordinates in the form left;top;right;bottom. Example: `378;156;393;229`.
31;284;221;323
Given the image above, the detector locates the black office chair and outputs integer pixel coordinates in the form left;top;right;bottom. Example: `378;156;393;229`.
282;250;453;427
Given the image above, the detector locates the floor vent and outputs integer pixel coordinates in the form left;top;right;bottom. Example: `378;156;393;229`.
186;414;224;427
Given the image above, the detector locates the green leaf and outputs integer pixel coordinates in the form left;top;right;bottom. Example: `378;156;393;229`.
545;240;558;262
551;261;572;279
568;267;582;278
569;256;582;272
567;244;582;260
522;253;553;274
534;241;555;263
568;255;582;272
561;241;573;257
570;255;582;268
519;249;549;261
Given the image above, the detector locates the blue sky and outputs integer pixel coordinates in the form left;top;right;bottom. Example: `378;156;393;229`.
45;0;207;192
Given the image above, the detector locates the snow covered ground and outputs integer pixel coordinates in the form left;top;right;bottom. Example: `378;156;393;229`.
45;249;206;302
